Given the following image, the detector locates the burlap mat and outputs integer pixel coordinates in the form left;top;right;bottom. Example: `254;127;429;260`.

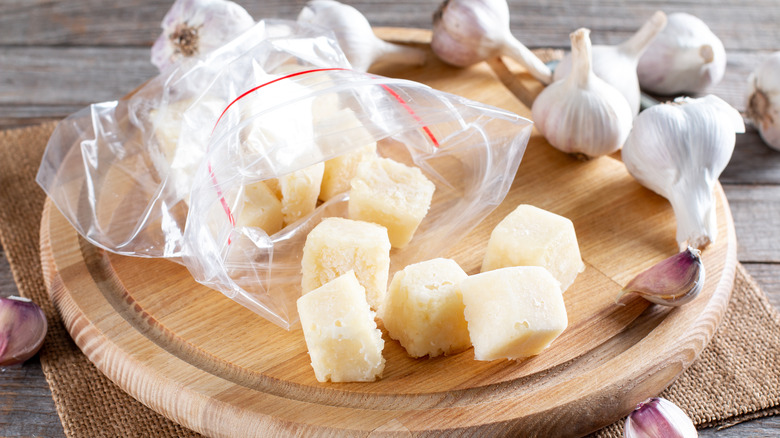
1;122;778;437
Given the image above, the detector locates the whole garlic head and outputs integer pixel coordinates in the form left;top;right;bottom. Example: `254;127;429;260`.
637;12;726;95
431;0;552;84
553;11;667;116
746;51;780;150
531;28;633;159
622;95;745;250
151;0;255;72
298;0;425;72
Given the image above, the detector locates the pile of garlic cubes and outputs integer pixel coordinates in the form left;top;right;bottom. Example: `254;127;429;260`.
297;201;584;383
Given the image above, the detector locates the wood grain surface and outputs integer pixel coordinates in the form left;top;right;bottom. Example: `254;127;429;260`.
2;1;780;437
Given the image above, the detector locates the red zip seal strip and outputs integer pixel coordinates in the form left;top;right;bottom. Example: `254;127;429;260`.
206;67;440;241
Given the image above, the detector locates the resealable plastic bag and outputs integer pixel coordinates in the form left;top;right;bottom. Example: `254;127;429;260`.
37;20;533;329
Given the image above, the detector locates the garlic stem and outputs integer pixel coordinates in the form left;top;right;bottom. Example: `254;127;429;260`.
373;38;427;68
501;35;553;84
619;11;668;58
568;28;592;89
668;183;717;251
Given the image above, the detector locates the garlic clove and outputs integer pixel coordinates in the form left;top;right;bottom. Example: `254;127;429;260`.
298;0;426;72
553;11;667;116
617;247;704;306
531;28;633;159
637;12;726;95
624;397;698;438
431;0;552;84
621;95;744;250
746;51;780;150
0;296;48;366
151;0;255;72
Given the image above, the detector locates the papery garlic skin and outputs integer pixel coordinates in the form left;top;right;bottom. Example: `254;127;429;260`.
531;28;633;158
431;0;552;84
624;397;698;438
151;0;255;72
622;95;744;250
0;296;48;367
746;51;780;150
637;13;726;95
298;0;425;72
553;11;667;116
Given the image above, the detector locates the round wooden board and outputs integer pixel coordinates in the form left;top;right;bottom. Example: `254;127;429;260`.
39;28;737;437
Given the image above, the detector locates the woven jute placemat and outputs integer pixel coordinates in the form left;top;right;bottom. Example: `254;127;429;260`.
1;121;779;437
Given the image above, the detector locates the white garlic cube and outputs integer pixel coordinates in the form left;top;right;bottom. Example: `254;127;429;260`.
460;266;568;361
348;157;435;248
277;163;325;226
235;180;284;235
381;258;470;358
297;271;386;382
482;204;584;292
301;217;391;311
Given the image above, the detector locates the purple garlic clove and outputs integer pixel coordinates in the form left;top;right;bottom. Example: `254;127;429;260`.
617;247;704;306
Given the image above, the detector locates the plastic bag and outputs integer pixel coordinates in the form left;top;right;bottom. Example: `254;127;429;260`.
37;20;533;329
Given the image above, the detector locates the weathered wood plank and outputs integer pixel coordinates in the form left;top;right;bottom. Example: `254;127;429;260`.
741;263;780;311
722;127;780;186
0;47;154;106
699;416;780;437
1;1;778;51
723;185;780;263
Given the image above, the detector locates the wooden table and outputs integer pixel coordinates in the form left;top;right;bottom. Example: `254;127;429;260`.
1;1;778;436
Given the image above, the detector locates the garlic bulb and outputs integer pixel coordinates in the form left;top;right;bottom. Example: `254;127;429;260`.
553;11;667;116
531;28;633;159
637;13;726;95
151;0;255;71
624;397;698;438
622;95;744;250
431;0;552;84
298;0;425;72
746;51;780;150
0;296;47;366
617;247;704;306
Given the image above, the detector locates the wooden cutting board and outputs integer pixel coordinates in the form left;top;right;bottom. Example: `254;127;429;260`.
39;28;737;437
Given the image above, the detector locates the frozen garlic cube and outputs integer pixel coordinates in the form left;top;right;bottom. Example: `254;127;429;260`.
317;109;378;201
348;157;435;248
381;258;470;358
297;271;385;382
460;266;568;361
301;217;391;311
235;180;284;235
276;163;325;226
320;143;377;201
482;204;584;292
